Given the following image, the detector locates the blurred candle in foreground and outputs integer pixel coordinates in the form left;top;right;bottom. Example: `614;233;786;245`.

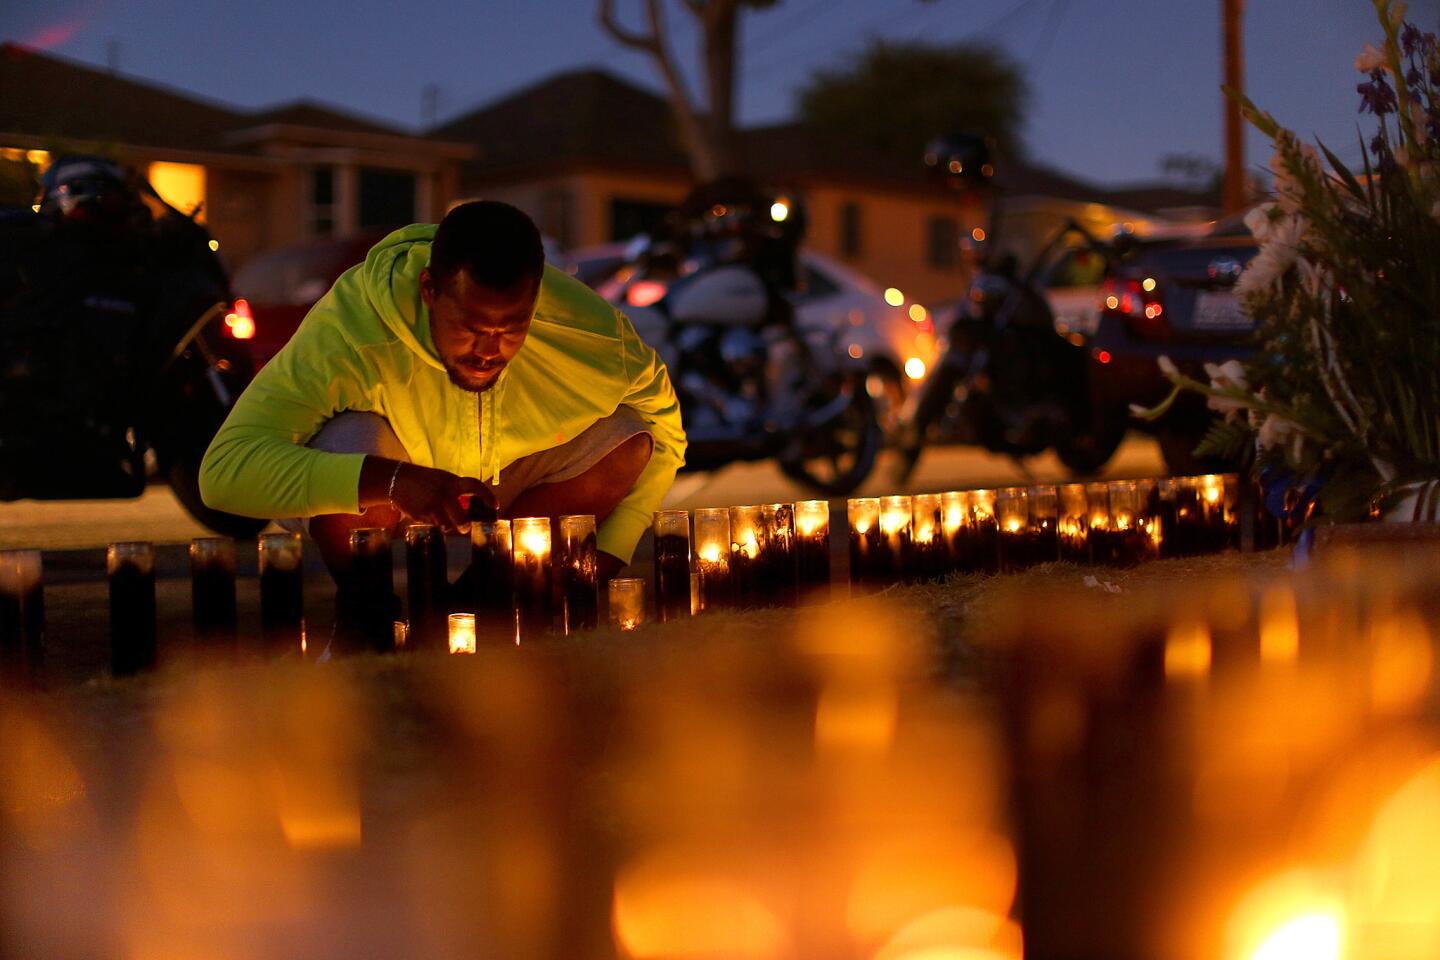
847;497;882;594
0;548;43;686
405;524;448;651
693;507;733;611
189;537;237;647
878;495;913;583
608;577;645;631
347;528;395;653
794;499;831;600
259;531;305;655
470;518;515;644
729;505;765;608
559;514;599;634
512;517;554;639
910;492;945;580
108;541;156;676
761;502;797;606
1057;483;1089;563
653;510;693;622
447;612;477;654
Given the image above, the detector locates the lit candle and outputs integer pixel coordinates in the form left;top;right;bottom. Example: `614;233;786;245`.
794;499;831;600
1058;483;1089;563
405;523;449;651
470;518;514;644
1029;484;1060;565
996;487;1030;573
1084;482;1112;564
970;489;1000;574
0;549;43;686
1105;480;1148;567
941;491;968;573
559;514;599;634
847;497;882;594
878;495;912;583
512;517;554;639
1220;473;1243;550
1135;478;1162;562
652;510;692;622
1198;474;1229;552
1155;478;1187;557
729;505;765;608
693;507;733;611
259;531;305;656
347;527;395;653
447;612;477;654
189;537;237;646
761;503;798;606
910;492;945;580
108;541;156;676
608;577;646;631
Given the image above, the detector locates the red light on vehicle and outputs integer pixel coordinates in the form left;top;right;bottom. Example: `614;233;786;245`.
224;298;256;340
1096;350;1112;364
626;280;668;308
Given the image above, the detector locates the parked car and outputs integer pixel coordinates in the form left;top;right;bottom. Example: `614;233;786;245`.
1087;232;1259;472
573;241;939;435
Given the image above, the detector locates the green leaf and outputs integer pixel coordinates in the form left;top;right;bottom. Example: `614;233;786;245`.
1316;138;1365;203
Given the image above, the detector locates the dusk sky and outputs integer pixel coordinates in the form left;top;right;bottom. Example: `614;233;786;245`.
4;0;1436;187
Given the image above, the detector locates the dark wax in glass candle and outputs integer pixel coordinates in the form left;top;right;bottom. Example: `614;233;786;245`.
346;528;395;653
794;500;831;600
693;508;733;611
512;518;554;640
559;515;599;634
910;494;946;581
259;532;305;656
1057;484;1090;564
190;538;237;646
0;550;43;686
729;505;765;608
847;498;882;593
471;519;516;643
761;503;797;607
405;524;449;651
109;542;156;676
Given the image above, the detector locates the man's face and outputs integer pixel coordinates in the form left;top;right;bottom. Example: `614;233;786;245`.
422;267;538;393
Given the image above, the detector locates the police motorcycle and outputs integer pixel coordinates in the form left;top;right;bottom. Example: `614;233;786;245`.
0;155;265;537
895;136;1127;481
605;179;882;495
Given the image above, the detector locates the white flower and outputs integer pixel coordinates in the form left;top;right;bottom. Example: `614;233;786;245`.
1356;42;1386;72
1244;203;1279;243
1295;257;1331;302
1237;214;1305;299
1257;413;1299;451
1202;359;1251;421
1158;355;1179;377
1269;143;1320;214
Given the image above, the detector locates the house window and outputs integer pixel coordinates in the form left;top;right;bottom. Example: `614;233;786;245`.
358;167;416;230
927;216;960;269
840;201;862;260
311;166;335;236
542;187;575;250
148;161;206;221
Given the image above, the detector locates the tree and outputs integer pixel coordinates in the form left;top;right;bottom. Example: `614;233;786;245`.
797;39;1028;167
599;0;779;181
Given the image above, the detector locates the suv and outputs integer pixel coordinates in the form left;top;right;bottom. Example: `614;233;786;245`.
1088;233;1258;472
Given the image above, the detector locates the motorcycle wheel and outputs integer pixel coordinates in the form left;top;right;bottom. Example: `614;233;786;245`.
893;360;960;483
778;377;883;496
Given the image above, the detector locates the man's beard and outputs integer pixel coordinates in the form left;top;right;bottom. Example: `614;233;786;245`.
443;359;503;394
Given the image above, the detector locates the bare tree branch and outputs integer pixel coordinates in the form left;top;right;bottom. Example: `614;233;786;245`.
598;0;660;52
680;0;708;18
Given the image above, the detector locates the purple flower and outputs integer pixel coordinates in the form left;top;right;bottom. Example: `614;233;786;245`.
1402;23;1423;56
1358;69;1398;115
1407;66;1424;87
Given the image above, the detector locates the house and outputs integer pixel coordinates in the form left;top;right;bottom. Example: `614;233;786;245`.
0;43;472;269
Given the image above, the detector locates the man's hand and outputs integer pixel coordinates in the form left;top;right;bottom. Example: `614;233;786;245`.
359;456;496;533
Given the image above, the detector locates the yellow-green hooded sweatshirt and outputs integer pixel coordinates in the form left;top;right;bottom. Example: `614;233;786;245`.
199;224;686;562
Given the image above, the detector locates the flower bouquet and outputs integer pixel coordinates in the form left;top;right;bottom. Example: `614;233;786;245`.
1139;0;1440;522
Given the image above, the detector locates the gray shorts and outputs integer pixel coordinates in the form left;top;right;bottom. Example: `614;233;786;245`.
281;406;650;530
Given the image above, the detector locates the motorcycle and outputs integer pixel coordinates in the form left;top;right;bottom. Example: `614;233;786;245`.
601;181;882;495
0;155;265;538
895;138;1127;480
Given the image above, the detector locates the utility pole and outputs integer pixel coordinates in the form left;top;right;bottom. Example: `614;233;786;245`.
1222;0;1246;213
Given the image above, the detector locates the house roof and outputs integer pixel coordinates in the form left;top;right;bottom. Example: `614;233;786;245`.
437;67;1217;215
245;100;410;138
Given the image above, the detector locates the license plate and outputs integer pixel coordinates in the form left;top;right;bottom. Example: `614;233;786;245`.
1191;291;1251;330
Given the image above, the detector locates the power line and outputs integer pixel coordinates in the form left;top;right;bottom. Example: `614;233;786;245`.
745;0;947;82
1029;0;1070;67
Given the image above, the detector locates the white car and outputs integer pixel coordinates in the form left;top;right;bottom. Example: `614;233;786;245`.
569;242;937;434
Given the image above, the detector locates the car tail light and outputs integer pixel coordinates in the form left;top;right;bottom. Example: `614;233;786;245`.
1101;277;1167;338
224;298;255;340
626;280;668;308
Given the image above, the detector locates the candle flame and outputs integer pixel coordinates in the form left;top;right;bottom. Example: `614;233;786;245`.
448;613;477;654
517;528;551;558
698;543;723;564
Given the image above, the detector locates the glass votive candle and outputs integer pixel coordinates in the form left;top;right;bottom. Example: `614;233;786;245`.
1029;484;1060;565
847;497;882;594
405;524;449;651
347;527;395;653
1105;480;1150;567
761;502;798;607
1197;474;1229;551
1083;482;1112;564
693;507;733;611
0;549;44;686
512;517;554;639
910;492;946;580
447;612;477;654
1154;478;1187;557
996;487;1031;573
470;518;515;643
189;537;237;646
1057;483;1090;563
108;541;157;676
941;491;968;573
877;495;913;583
559;514;599;634
970;488;1000;573
258;531;305;656
794;499;831;600
1220;473;1243;550
1135;478;1162;561
729;504;765;608
608;577;646;631
653;510;692;622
